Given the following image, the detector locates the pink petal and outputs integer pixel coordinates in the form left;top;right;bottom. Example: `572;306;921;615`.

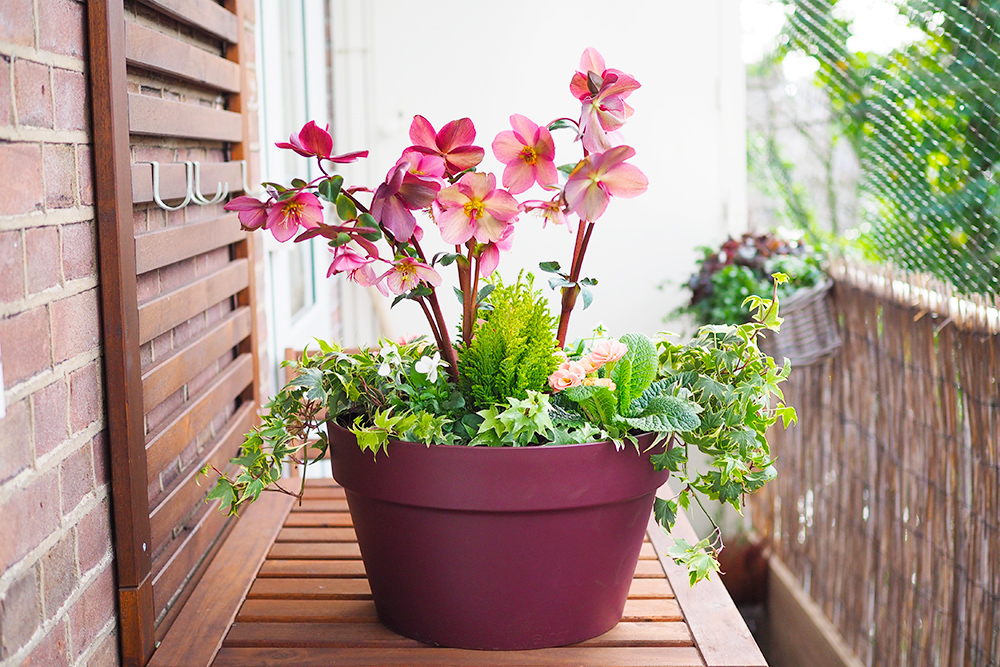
602;162;648;198
298;121;333;158
479;243;500;276
326;149;369;164
569;72;591;101
603;70;641;98
482;188;519;220
435;184;469;209
564;179;610;222
579;47;606;75
502;160;536;195
473;214;510;244
414;264;443;287
436;118;476;151
491;130;525;164
436;207;475;244
534;160;559;189
397;179;439;210
224;195;266;211
508;114;539;145
378;196;417;242
534;128;556;160
408;115;437;149
444;145;485;172
460;172;495;200
593;145;637;172
267;208;299;242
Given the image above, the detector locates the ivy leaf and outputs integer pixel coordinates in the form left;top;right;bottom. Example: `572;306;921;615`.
654;497;678;531
651;445;687;472
205;477;237;512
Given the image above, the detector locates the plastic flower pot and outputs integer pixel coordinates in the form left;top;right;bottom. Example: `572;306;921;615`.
327;422;670;650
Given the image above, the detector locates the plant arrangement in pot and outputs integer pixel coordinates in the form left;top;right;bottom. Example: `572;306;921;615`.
205;48;796;650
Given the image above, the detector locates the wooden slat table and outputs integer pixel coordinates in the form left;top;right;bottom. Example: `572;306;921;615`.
195;479;766;667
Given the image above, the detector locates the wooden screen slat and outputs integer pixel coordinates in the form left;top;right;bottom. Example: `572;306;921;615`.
131;163;247;208
125;20;241;92
145;353;253;477
148;493;293;667
135;0;239;43
151;498;231;625
128;93;243;142
141;307;252;412
148;403;256;555
135;214;245;274
138;259;249;344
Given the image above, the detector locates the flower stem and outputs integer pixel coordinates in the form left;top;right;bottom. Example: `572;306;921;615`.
556;221;595;347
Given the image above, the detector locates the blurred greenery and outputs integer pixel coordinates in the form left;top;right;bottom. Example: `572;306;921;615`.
773;0;1000;296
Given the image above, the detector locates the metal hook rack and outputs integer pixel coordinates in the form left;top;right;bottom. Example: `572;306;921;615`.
140;160;251;211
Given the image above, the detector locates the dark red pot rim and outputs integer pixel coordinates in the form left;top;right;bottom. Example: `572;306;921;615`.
327;421;669;513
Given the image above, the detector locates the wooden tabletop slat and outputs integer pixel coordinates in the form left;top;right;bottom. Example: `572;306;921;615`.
276;527;357;542
267;542;362;560
223;621;694;650
212;646;707;667
290;498;351;512
282;512;354;528
257;559;368;578
301;485;346;499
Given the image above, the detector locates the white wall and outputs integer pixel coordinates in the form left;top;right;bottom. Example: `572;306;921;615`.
329;0;748;342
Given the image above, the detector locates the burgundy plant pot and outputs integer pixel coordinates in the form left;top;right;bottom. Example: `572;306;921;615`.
327;422;669;650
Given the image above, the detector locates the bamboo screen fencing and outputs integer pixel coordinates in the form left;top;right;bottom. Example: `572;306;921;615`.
751;266;1000;667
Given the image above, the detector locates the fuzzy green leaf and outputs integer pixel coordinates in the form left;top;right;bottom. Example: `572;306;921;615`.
623;395;701;433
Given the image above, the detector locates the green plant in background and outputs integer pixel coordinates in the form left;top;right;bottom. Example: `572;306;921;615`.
775;0;1000;296
678;231;827;327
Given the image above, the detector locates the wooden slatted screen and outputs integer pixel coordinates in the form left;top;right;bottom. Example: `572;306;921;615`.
87;1;263;665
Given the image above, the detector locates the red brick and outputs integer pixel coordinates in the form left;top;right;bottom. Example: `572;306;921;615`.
0;229;25;303
0;566;41;659
50;288;100;364
159;257;197;293
85;630;117;667
41;531;77;617
60;443;94;515
25;225;61;293
68;361;102;434
32;378;68;458
0;469;59;572
0;305;51;385
145;386;183;435
44;143;76;209
135;269;159;303
0;142;44;215
75;498;111;574
23;618;69;667
39;0;85;59
68;567;115;659
77;144;93;206
14;59;52;128
61;221;96;281
0;0;35;48
0;57;12;127
52;68;87;132
0;398;31;483
91;431;109;487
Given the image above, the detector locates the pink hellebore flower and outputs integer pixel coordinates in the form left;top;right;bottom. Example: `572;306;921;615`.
370;157;441;242
589;339;629;365
327;245;374;278
382;257;442;294
569;48;641;153
477;222;515;276
564;146;648;222
407;116;485;176
435;172;519;245
266;191;323;242
276;120;369;163
224;195;270;231
491;115;558;194
521;198;572;231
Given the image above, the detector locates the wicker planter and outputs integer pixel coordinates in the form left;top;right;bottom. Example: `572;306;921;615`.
760;279;841;366
327;422;670;650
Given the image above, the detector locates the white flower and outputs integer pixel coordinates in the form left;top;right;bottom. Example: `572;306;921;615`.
377;344;402;377
414;352;443;383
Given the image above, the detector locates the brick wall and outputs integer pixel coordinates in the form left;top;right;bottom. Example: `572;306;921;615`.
0;2;119;666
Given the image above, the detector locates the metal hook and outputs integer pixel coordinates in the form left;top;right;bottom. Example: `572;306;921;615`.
142;161;194;211
237;159;258;196
187;161;230;205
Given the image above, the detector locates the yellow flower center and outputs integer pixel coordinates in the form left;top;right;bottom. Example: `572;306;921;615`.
519;145;538;166
463;199;486;219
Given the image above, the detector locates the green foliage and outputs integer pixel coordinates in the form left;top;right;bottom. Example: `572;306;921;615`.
457;274;561;410
471;390;555;446
775;0;1000;296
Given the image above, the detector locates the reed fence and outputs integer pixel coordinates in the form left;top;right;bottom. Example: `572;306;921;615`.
751;266;1000;666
